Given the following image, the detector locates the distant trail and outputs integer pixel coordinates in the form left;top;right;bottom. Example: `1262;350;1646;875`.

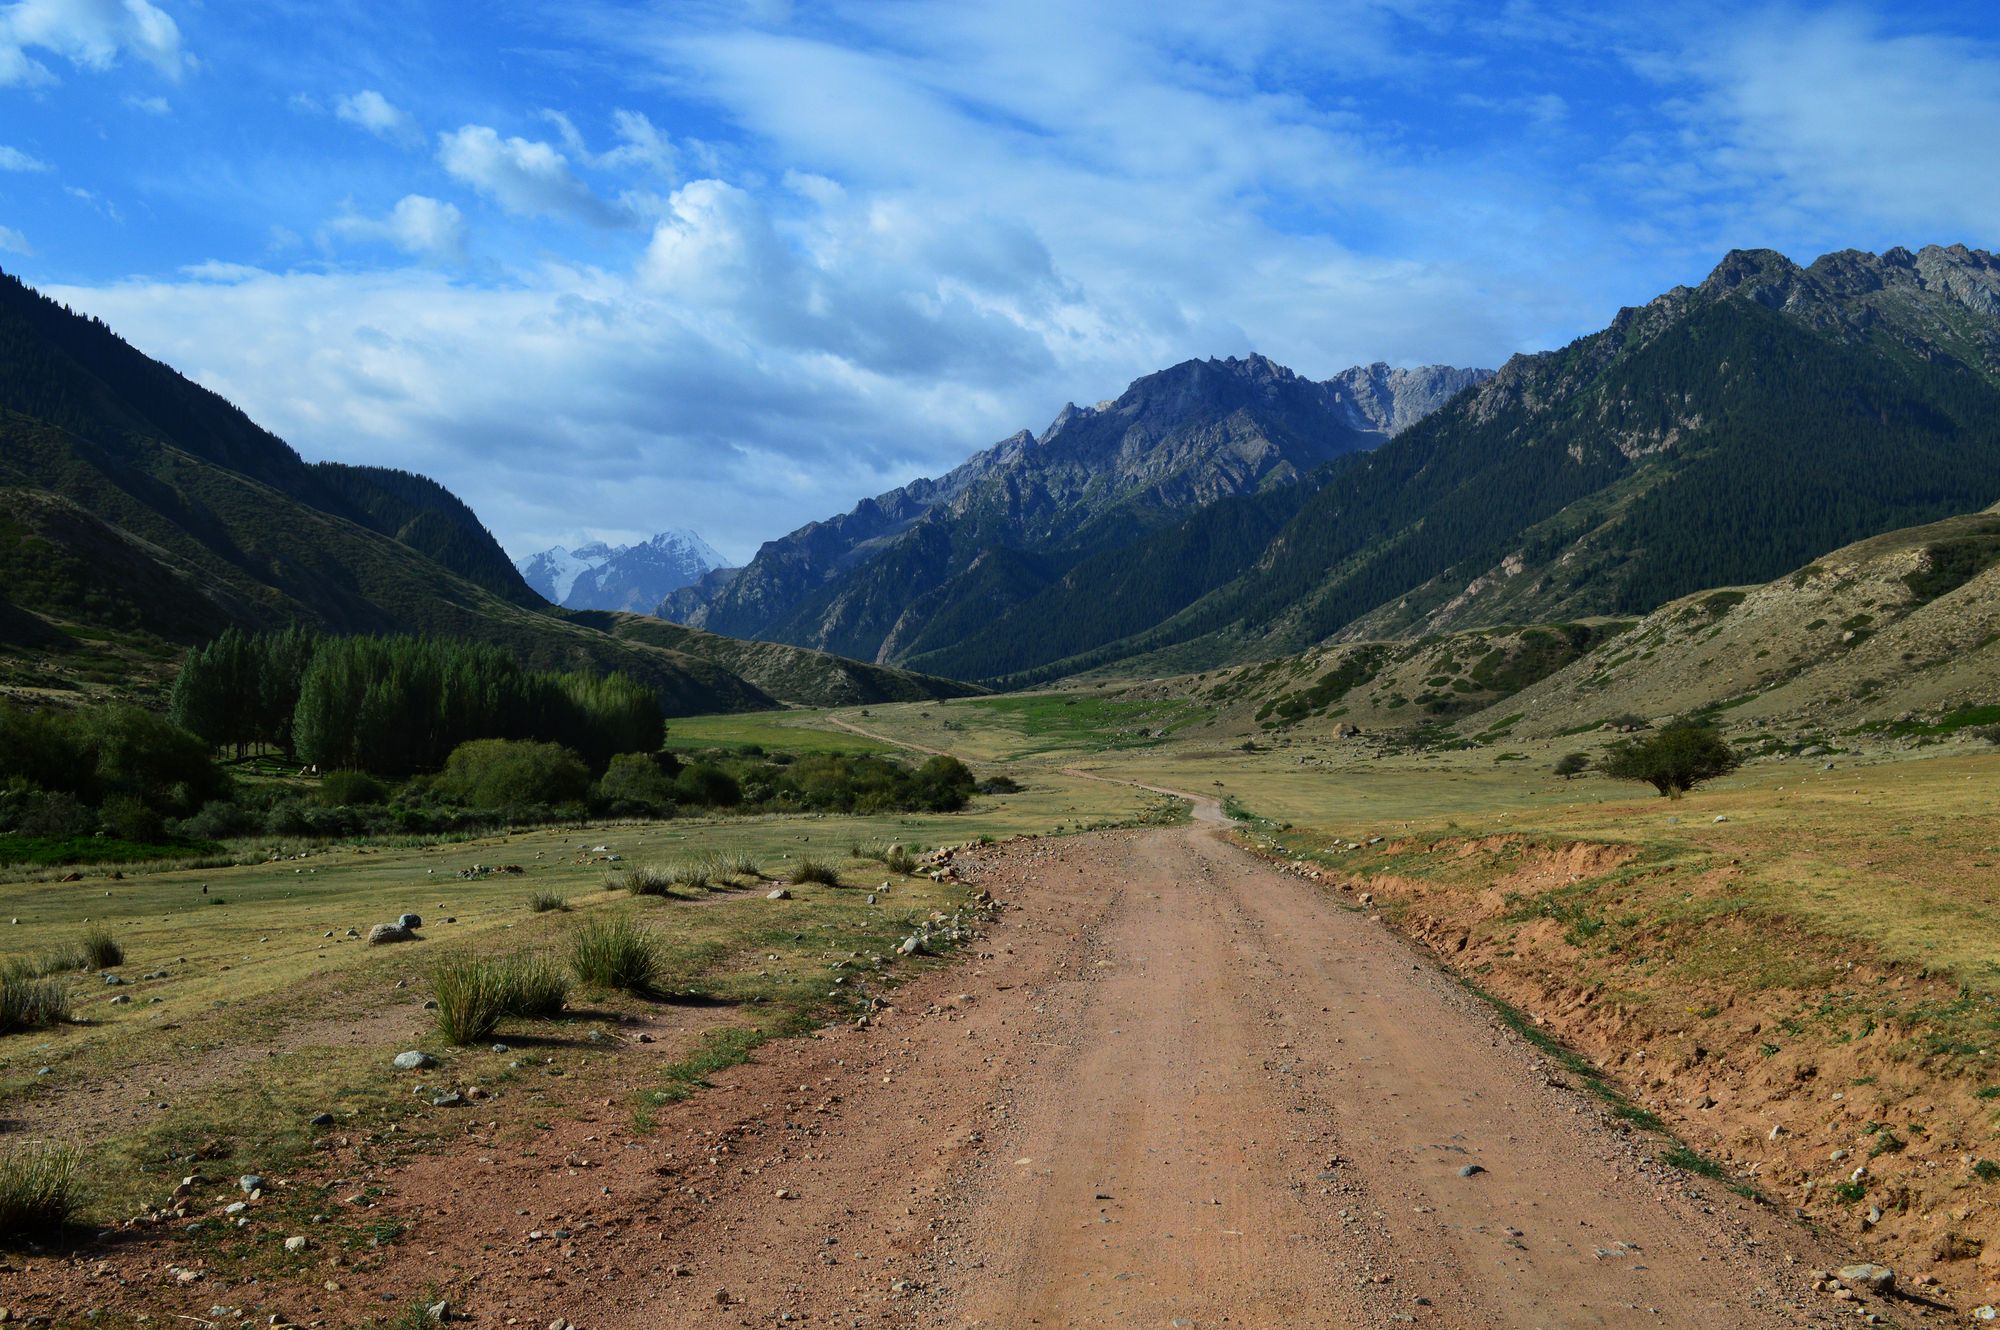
825;712;951;757
1061;766;1229;823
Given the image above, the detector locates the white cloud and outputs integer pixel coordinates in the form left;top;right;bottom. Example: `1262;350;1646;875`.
325;194;467;262
0;223;31;254
437;124;627;225
123;91;169;114
0;0;185;86
0;144;49;171
335;89;421;145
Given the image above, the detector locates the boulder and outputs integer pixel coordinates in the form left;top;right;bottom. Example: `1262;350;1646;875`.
1837;1264;1894;1295
392;1050;435;1071
396;913;422;930
367;923;414;945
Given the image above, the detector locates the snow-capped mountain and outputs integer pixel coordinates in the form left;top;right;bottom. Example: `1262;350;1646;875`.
516;530;728;612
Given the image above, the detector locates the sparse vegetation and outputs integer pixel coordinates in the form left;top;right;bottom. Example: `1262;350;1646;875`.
568;917;661;993
0;1138;86;1237
528;890;570;913
791;857;841;887
0;970;72;1032
429;952;511;1045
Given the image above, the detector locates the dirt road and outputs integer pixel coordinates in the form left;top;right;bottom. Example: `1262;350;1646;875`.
303;817;1940;1329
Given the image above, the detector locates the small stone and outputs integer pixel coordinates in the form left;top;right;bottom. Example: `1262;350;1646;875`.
392;1051;435;1071
284;1235;308;1252
239;1175;265;1194
308;1112;334;1127
766;888;791;900
367;923;414;946
225;1202;248;1217
425;1302;450;1323
397;913;422;929
1457;1164;1485;1178
491;1043;510;1054
1836;1263;1894;1295
431;1091;463;1108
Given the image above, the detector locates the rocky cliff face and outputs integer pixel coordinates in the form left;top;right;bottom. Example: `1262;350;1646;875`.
519;530;724;612
661;354;1490;658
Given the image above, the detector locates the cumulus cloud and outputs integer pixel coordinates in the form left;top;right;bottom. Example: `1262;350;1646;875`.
335;89;421;145
0;144;49;171
325;194;468;262
0;0;185;86
437;125;626;225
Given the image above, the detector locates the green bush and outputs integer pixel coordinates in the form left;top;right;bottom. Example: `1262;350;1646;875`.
435;739;591;810
568;917;660;993
0;972;72;1033
596;753;678;813
791;857;840;887
1553;752;1590;779
430;953;510;1045
527;890;569;913
319;770;389;806
621;865;676;897
0;1139;85;1235
673;763;741;808
99;793;166;844
77;927;123;970
1601;724;1740;798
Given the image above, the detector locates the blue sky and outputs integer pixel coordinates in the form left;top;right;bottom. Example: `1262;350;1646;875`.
3;0;1998;563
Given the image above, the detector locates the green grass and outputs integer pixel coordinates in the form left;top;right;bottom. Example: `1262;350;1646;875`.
661;709;892;755
954;693;1210;758
429;952;510;1045
0;1138;86;1238
0;970;72;1032
527;889;569;913
790;857;841;886
568;916;661;993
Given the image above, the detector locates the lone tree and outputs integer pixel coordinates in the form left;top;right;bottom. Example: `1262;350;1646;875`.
1553;752;1590;780
1601;723;1740;798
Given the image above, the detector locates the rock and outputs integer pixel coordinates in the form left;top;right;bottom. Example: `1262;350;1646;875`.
425;1301;451;1323
898;935;925;956
397;913;422;929
392;1051;435;1071
865;894;877;905
367;923;414;946
1837;1263;1894;1294
109;994;131;1004
239;1175;265;1194
491;1043;510;1054
103;973;123;986
284;1235;308;1252
225;1201;248;1216
309;1112;335;1127
1457;1164;1485;1178
431;1091;463;1108
1713;815;1729;823
766;888;791;900
1971;1306;1996;1322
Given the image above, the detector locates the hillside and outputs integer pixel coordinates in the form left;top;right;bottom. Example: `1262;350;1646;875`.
898;245;2000;685
0;269;967;715
662;355;1488;662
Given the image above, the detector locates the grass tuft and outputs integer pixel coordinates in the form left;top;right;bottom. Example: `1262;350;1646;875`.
0;971;72;1033
0;1138;86;1237
568;917;660;993
621;864;676;897
429;952;510;1045
527;890;570;913
791;857;840;887
495;953;570;1019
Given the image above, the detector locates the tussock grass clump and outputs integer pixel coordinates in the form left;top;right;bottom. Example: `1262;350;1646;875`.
429;953;510;1045
77;926;123;970
0;971;72;1033
621;865;676;897
568;917;660;993
791;857;840;887
527;890;570;913
724;853;760;880
0;1138;86;1235
882;845;918;876
669;859;713;892
495;953;570;1018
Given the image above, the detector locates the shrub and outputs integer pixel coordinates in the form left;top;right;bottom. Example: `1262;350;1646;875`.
911;755;977;811
528;890;570;913
883;845;918;875
596;753;677;813
0;972;72;1033
435;739;591;810
1553;752;1590;780
430;953;510;1045
319;770;389;806
494;954;570;1018
0;1139;85;1235
670;858;714;892
568;917;660;993
1601;724;1740;798
723;853;760;879
673;763;741;808
791;857;840;887
978;774;1024;795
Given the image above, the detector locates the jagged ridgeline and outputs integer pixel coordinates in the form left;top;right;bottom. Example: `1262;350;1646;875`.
665;245;2000;688
168;629;662;775
0;267;970;713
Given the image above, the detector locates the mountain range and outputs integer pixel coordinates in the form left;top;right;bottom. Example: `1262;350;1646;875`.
661;356;1489;662
0;267;972;713
668;244;2000;689
517;530;725;612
